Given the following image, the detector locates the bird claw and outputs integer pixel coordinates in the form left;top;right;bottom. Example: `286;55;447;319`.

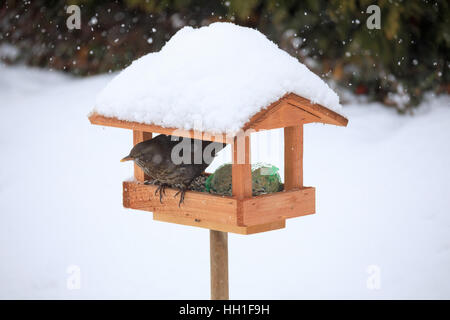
154;184;167;203
174;188;186;207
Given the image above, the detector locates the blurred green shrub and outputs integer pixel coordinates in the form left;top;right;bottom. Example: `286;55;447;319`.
1;0;448;111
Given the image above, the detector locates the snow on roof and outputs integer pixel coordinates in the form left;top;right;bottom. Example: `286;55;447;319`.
93;22;341;133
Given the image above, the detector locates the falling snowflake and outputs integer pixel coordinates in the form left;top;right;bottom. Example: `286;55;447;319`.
291;38;302;49
89;17;98;25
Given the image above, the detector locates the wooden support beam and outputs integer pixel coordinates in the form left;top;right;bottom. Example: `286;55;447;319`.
133;130;153;182
154;213;285;235
242;187;315;225
284;93;348;127
123;181;238;225
231;134;252;200
284;125;303;190
210;230;229;300
89;113;232;143
123;181;289;234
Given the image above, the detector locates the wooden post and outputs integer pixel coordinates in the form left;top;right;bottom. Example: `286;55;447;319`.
133;130;153;181
210;230;229;300
209;133;251;300
284;125;303;190
232;134;252;200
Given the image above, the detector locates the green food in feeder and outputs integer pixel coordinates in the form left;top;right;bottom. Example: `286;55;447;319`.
206;164;233;195
206;163;282;196
252;164;283;194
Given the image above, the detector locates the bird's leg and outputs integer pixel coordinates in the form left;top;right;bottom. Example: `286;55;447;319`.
154;182;160;196
154;183;168;203
154;183;167;196
174;185;188;207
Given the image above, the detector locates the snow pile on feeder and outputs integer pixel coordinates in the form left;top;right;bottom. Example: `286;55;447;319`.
93;22;341;134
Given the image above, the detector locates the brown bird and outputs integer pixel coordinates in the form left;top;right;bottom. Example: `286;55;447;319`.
121;134;225;205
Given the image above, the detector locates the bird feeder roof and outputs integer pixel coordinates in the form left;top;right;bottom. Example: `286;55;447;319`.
90;23;347;140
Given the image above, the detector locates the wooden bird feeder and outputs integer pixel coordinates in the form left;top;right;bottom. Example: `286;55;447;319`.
89;92;347;299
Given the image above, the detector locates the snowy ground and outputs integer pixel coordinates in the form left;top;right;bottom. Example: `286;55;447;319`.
1;64;449;299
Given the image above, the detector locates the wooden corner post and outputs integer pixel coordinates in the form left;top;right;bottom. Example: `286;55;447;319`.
232;134;252;200
284;125;303;190
133;130;153;181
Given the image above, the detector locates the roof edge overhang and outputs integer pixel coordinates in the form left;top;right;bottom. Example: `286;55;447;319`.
89;93;348;143
243;93;348;131
88;112;234;143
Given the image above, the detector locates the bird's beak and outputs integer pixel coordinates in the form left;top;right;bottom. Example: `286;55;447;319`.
120;155;133;162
